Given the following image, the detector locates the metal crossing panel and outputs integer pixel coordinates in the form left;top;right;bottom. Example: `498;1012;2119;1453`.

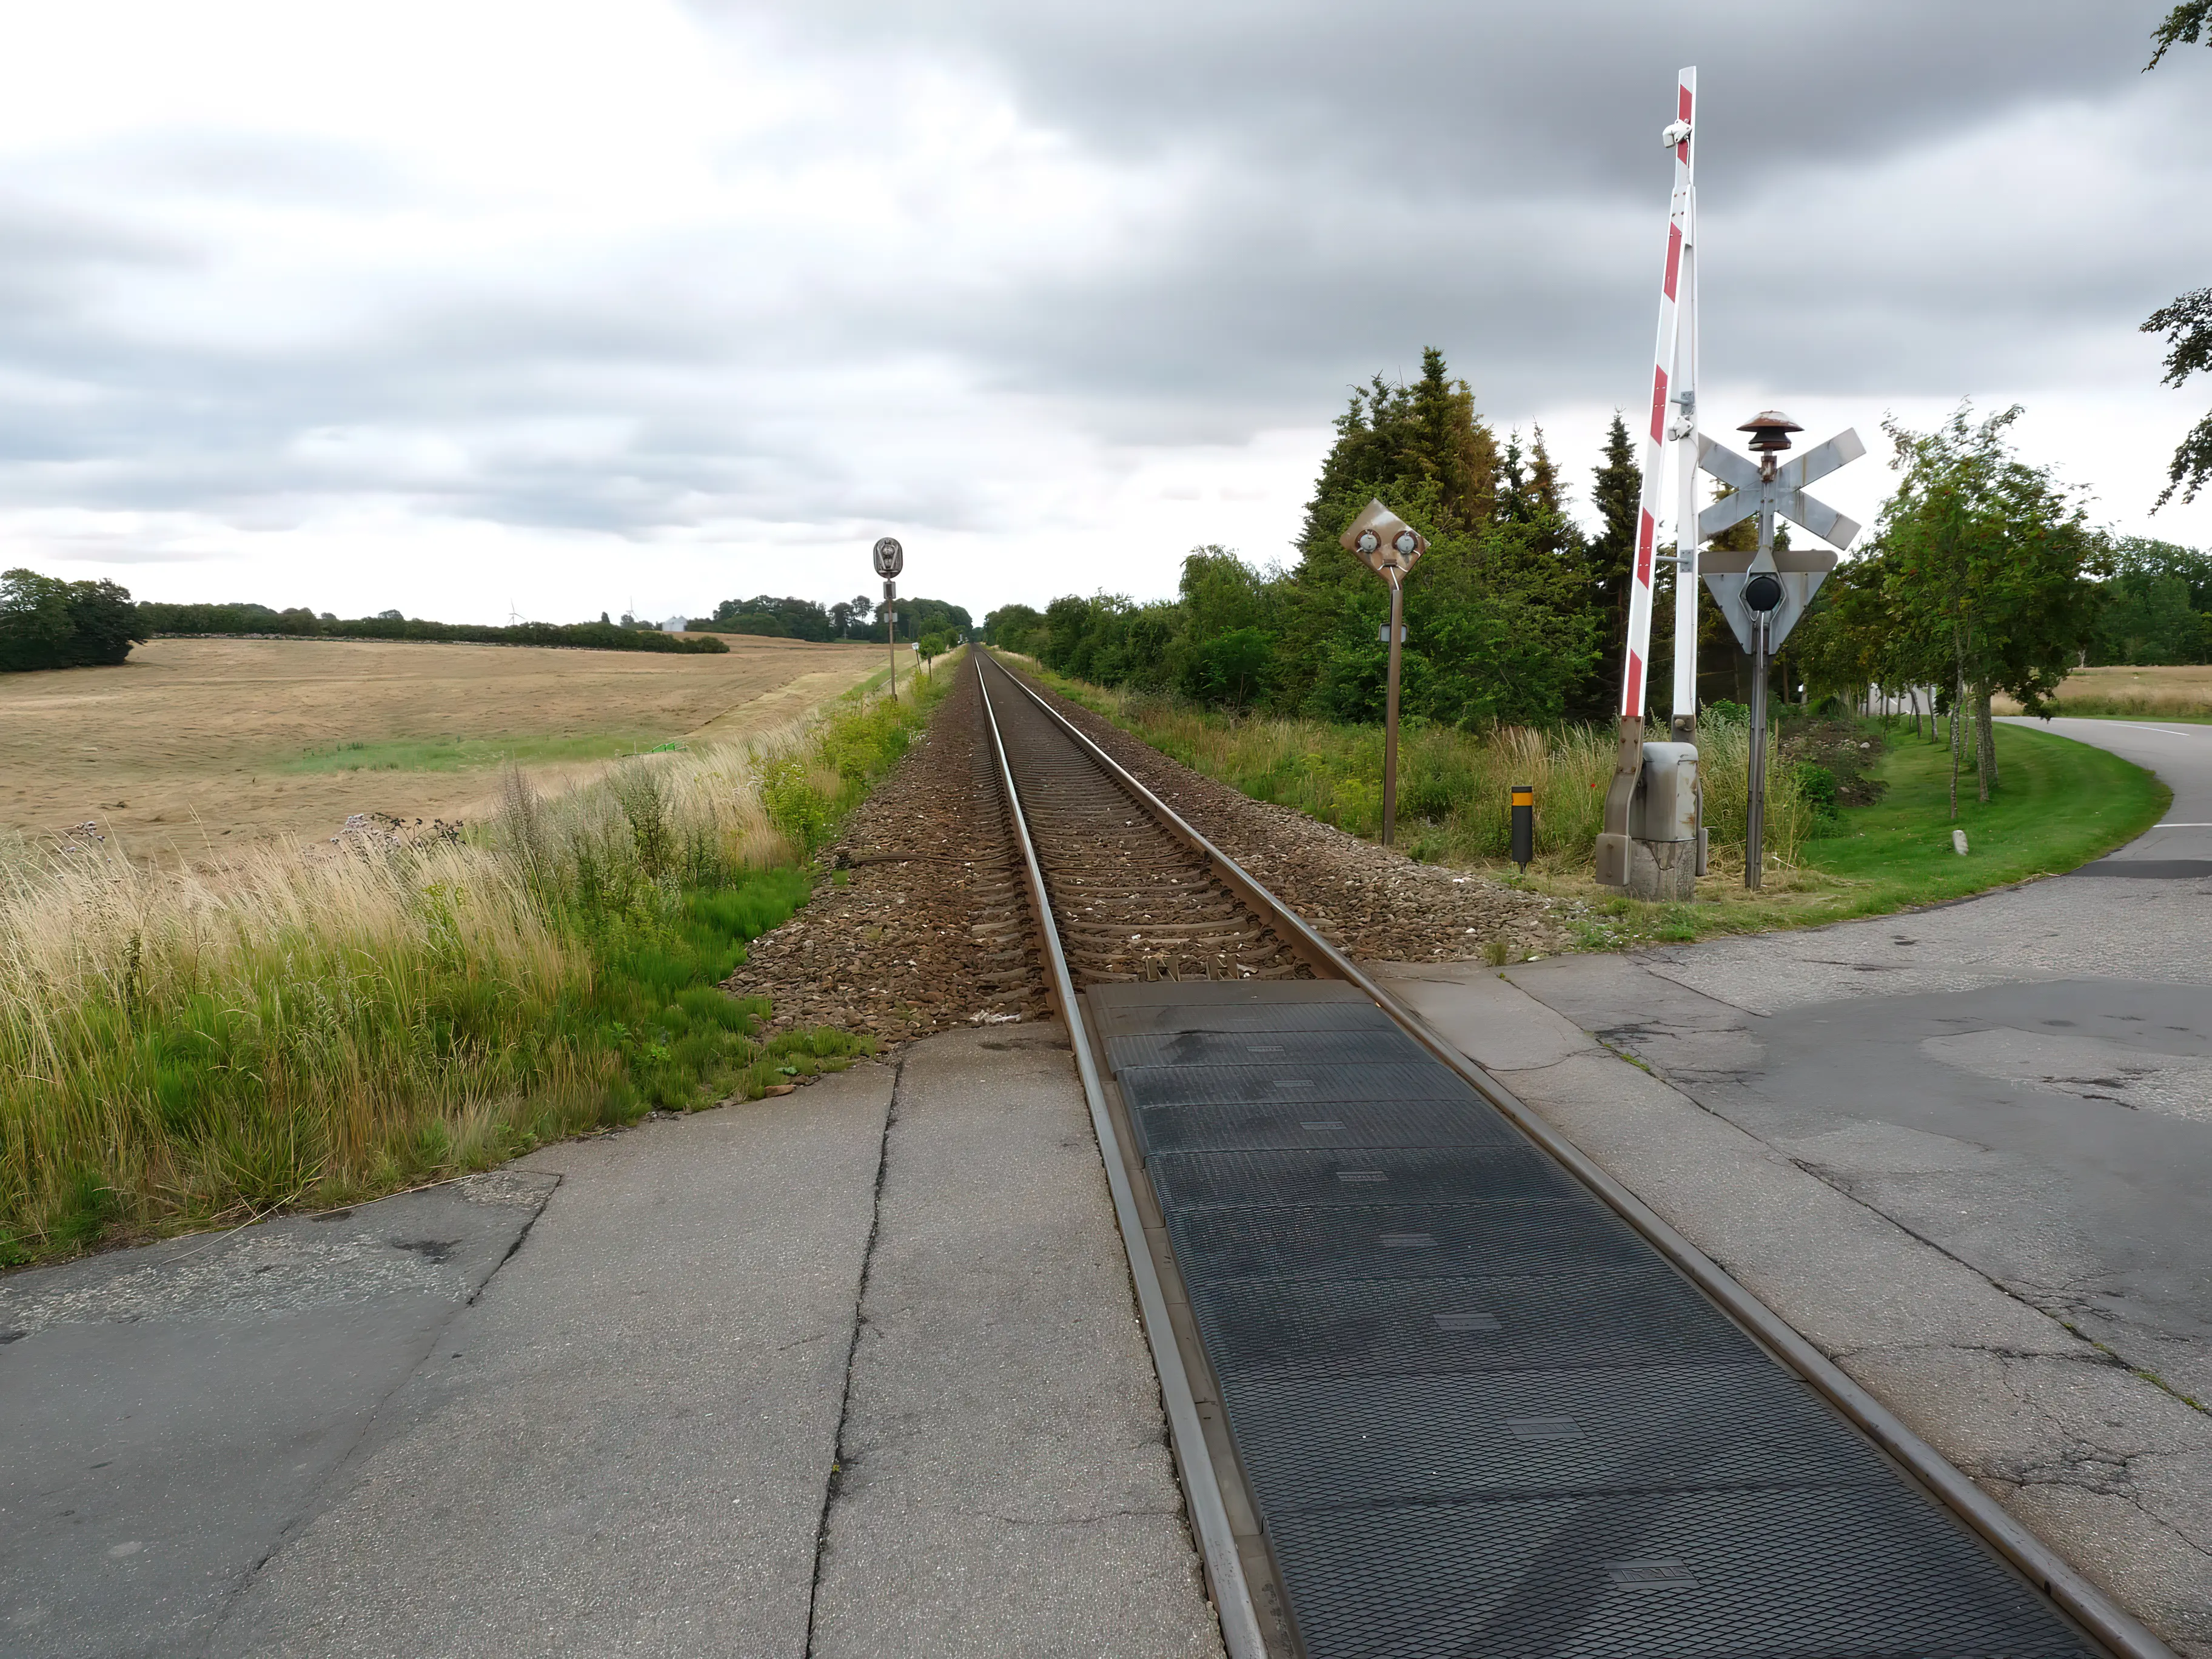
1094;1000;1398;1039
1147;1147;1586;1210
1269;1485;2093;1659
1084;979;2102;1659
1107;1028;1436;1071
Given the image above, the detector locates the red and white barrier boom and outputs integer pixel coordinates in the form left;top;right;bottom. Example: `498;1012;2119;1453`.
1597;67;1701;891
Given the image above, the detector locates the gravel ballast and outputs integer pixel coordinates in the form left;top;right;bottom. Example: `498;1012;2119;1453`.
732;659;1571;1044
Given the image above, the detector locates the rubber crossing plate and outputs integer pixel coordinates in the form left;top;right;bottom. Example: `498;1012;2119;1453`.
1089;980;2099;1657
1147;1147;1585;1210
1266;1484;2096;1658
1219;1362;1894;1508
1087;980;1368;1008
1091;1000;1397;1039
1130;1098;1521;1158
1119;1061;1465;1109
1163;1198;1646;1284
1106;1028;1434;1072
1187;1270;1759;1381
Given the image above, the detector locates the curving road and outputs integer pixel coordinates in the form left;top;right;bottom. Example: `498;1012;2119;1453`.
2018;715;2212;872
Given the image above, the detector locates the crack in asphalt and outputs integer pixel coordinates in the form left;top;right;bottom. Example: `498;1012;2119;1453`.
803;1054;902;1659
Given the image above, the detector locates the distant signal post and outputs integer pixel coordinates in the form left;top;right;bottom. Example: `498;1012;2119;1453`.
873;537;904;702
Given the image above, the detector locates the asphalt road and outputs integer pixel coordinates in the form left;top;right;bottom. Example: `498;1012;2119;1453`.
1515;713;2212;1404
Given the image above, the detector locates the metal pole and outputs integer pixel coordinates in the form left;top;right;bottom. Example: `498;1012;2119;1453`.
886;604;898;702
1746;611;1769;891
1382;571;1404;847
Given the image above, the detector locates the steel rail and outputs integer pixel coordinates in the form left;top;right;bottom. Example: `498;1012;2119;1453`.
973;657;1270;1659
977;651;2174;1659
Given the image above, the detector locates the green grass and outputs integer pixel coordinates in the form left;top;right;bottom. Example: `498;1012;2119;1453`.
1545;720;2171;948
999;658;2168;951
1803;722;2170;903
0;659;962;1266
1012;661;1815;871
2042;709;2212;725
284;733;677;773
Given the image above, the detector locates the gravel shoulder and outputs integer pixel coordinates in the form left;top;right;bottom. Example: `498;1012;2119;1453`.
731;663;1047;1046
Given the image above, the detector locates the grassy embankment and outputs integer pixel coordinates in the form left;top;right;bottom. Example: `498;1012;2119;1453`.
1013;660;2167;949
0;652;960;1265
1016;660;1818;871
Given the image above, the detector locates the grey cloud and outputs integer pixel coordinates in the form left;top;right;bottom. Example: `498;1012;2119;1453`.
0;2;2204;565
684;1;2210;425
745;0;2160;192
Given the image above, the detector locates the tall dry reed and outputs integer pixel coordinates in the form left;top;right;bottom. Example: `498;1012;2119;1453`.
0;661;947;1261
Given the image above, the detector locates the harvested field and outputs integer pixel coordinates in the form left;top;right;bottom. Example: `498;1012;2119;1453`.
1994;663;2212;718
0;634;886;860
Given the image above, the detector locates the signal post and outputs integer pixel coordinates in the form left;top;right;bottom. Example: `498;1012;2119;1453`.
1338;499;1427;848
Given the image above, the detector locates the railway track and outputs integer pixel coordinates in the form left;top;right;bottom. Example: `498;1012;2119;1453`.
970;649;2169;1659
979;652;1306;985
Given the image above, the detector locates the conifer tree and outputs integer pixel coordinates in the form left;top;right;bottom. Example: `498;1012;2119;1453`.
1495;431;1529;526
1528;427;1563;518
1587;414;1640;691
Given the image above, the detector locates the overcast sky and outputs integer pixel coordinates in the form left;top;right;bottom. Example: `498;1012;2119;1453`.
1;1;2207;626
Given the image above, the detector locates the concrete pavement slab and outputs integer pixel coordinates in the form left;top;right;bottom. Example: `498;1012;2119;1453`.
808;1024;1223;1659
0;1171;555;1659
208;1064;896;1659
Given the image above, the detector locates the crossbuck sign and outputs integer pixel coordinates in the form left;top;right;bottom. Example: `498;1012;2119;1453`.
1695;427;1863;655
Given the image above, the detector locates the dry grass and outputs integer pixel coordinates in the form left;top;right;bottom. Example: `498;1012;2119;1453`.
1992;664;2212;719
0;659;949;1262
0;634;886;862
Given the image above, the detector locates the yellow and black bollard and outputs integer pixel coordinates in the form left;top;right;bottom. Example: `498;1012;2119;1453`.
1510;785;1534;872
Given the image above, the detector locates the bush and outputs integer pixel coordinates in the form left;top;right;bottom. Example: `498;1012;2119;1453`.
756;757;835;858
1;569;147;672
1794;762;1842;829
1185;626;1273;708
135;600;729;655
